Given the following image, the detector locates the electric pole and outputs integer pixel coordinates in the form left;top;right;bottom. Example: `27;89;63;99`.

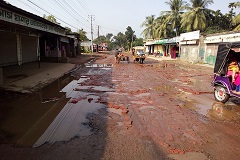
97;25;100;39
89;15;94;53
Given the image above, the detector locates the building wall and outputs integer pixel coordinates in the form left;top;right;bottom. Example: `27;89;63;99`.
205;43;218;65
0;31;17;67
180;44;199;63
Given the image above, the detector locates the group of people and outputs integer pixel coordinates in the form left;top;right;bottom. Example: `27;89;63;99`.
227;51;240;93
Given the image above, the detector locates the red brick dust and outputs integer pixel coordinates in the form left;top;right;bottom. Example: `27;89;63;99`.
98;55;240;160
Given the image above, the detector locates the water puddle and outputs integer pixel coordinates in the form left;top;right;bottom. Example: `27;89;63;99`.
207;102;240;121
0;63;113;147
34;95;106;147
75;86;115;92
85;63;113;68
0;74;74;147
179;93;240;122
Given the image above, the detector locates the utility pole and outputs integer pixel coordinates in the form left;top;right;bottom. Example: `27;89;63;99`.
97;25;100;38
131;31;135;51
97;25;100;52
89;15;94;53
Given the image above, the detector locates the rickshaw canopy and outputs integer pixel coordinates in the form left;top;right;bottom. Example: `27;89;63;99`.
214;42;240;75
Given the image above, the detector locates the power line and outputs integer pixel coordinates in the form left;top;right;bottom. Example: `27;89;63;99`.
26;0;78;30
69;0;89;17
19;0;43;15
79;0;93;15
51;0;89;31
62;0;89;27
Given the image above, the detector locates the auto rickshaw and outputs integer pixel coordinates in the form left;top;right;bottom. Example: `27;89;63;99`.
213;42;240;103
132;46;146;64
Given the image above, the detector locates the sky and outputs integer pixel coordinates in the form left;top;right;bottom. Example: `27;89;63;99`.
3;0;239;39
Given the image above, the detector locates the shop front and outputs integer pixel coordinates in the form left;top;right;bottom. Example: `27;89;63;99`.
179;31;200;63
0;1;66;67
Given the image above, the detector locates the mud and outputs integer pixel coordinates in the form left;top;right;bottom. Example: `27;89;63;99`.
0;53;240;160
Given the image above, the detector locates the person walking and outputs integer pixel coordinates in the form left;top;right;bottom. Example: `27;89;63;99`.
114;49;120;64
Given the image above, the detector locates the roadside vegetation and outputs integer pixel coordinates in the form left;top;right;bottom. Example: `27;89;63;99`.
141;0;240;40
43;0;240;51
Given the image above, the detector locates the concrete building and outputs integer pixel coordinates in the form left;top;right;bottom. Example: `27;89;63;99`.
204;32;240;65
0;1;81;85
179;30;201;63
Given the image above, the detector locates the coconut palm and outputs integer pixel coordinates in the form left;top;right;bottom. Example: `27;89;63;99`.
141;15;156;40
180;0;214;32
155;15;169;38
159;0;187;37
232;1;240;31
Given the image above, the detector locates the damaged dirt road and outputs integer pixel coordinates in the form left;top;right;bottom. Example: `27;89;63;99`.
0;53;240;160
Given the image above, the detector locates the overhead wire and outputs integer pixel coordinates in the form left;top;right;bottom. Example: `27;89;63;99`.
26;0;78;30
69;0;89;17
79;0;92;15
19;0;43;16
38;0;75;23
18;0;124;38
61;0;89;27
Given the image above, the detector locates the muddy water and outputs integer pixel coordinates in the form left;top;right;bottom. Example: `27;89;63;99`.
0;63;114;147
179;92;240;121
0;74;74;146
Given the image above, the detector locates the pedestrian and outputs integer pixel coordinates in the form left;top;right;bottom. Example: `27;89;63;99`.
115;49;120;64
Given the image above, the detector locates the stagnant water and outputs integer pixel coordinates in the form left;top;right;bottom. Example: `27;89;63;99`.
0;63;117;147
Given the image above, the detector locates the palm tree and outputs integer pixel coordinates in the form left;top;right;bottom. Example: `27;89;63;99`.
160;0;187;37
141;15;156;40
155;15;169;38
232;1;240;31
180;0;214;32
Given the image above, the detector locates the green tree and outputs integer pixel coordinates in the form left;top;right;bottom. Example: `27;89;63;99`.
180;0;214;32
133;38;144;46
203;10;230;34
65;27;72;34
161;0;187;37
154;15;172;39
77;29;88;41
227;2;237;30
93;35;107;44
106;33;113;41
113;32;127;49
141;15;156;40
232;1;240;31
43;14;60;25
125;26;136;50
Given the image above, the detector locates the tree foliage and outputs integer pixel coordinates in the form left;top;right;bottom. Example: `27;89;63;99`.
77;29;88;41
141;15;156;39
181;0;214;32
43;14;60;25
140;0;240;40
125;26;136;50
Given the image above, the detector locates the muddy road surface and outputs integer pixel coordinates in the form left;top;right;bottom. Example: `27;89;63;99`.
0;53;240;160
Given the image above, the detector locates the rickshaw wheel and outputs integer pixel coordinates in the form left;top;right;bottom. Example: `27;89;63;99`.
214;86;230;103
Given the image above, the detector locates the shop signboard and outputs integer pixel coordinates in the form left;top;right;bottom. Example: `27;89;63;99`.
0;7;65;36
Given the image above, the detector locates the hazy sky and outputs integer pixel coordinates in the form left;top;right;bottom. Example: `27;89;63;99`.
4;0;239;39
